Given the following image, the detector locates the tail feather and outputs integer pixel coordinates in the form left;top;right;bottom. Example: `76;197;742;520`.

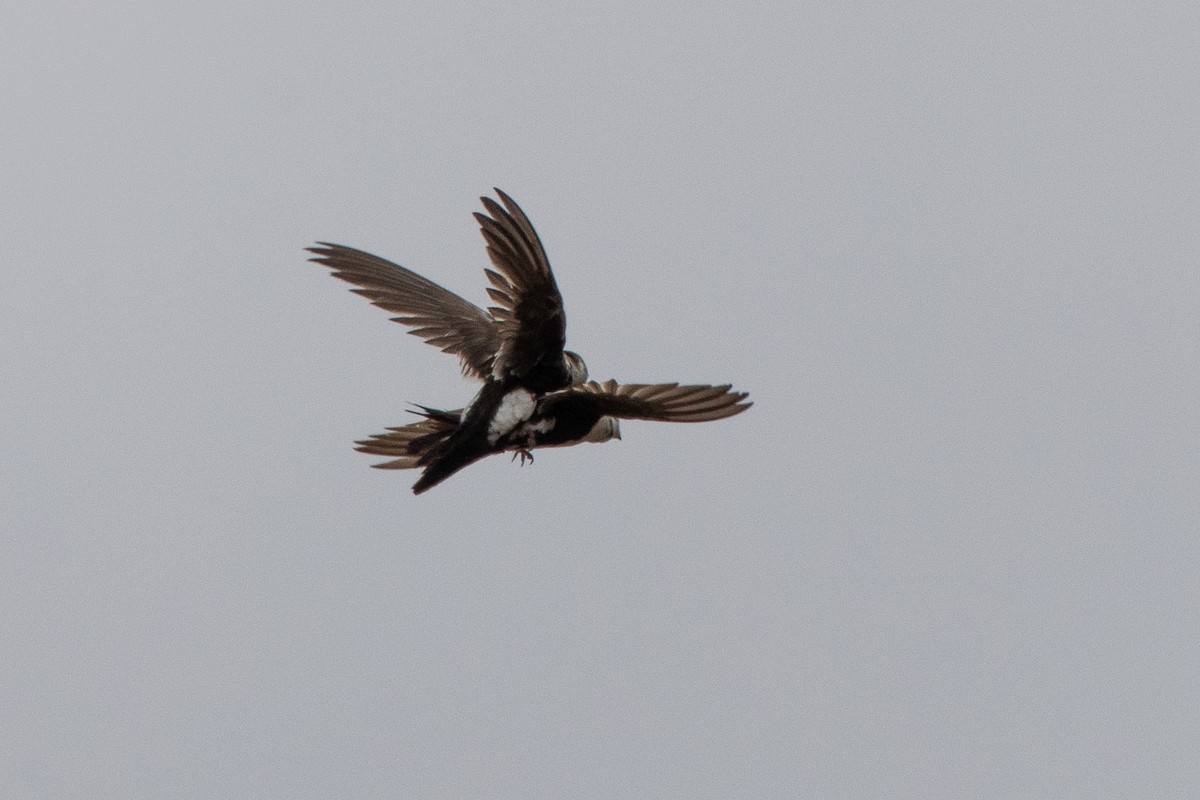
410;440;490;494
409;387;503;493
353;403;491;493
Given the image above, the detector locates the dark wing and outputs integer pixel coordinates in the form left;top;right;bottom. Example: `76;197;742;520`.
307;242;499;380
354;406;462;469
552;380;752;422
473;189;567;379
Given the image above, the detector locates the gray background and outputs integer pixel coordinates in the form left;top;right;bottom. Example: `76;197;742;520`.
3;2;1198;797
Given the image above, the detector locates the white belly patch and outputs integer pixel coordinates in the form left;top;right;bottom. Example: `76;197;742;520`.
487;388;536;445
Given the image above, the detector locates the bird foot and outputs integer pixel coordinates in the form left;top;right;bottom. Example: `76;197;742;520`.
511;448;534;466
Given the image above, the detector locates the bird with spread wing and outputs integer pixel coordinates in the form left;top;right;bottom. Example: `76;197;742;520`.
309;190;750;494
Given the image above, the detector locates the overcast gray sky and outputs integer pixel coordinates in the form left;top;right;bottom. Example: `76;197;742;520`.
3;2;1198;797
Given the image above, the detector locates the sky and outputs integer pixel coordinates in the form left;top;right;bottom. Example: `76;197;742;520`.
3;2;1198;797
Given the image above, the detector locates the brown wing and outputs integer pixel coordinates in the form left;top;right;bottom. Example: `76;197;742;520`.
473;190;567;379
307;242;499;380
354;407;462;470
562;380;752;422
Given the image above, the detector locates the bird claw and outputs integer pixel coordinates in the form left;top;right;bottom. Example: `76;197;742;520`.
511;448;534;466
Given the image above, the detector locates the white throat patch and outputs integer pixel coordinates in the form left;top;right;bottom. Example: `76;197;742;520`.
487;388;536;445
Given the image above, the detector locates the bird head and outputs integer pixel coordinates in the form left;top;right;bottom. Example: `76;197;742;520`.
563;351;589;384
584;416;621;443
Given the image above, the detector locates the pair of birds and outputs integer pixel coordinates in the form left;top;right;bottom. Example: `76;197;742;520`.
309;190;750;494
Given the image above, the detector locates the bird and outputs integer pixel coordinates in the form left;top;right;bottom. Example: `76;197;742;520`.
309;189;751;494
309;189;593;491
354;381;749;482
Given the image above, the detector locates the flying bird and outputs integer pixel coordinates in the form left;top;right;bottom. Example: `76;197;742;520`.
356;381;749;488
309;189;750;494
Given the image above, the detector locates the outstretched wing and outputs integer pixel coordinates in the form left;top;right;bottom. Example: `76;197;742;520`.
354;406;462;469
307;242;499;380
474;189;568;379
554;380;752;422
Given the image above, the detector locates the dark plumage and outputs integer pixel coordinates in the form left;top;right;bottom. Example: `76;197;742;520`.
310;190;589;492
309;190;751;494
307;189;585;389
355;381;749;490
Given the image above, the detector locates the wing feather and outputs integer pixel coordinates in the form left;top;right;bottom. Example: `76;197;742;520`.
354;407;462;469
473;190;568;379
307;242;499;380
563;380;752;423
